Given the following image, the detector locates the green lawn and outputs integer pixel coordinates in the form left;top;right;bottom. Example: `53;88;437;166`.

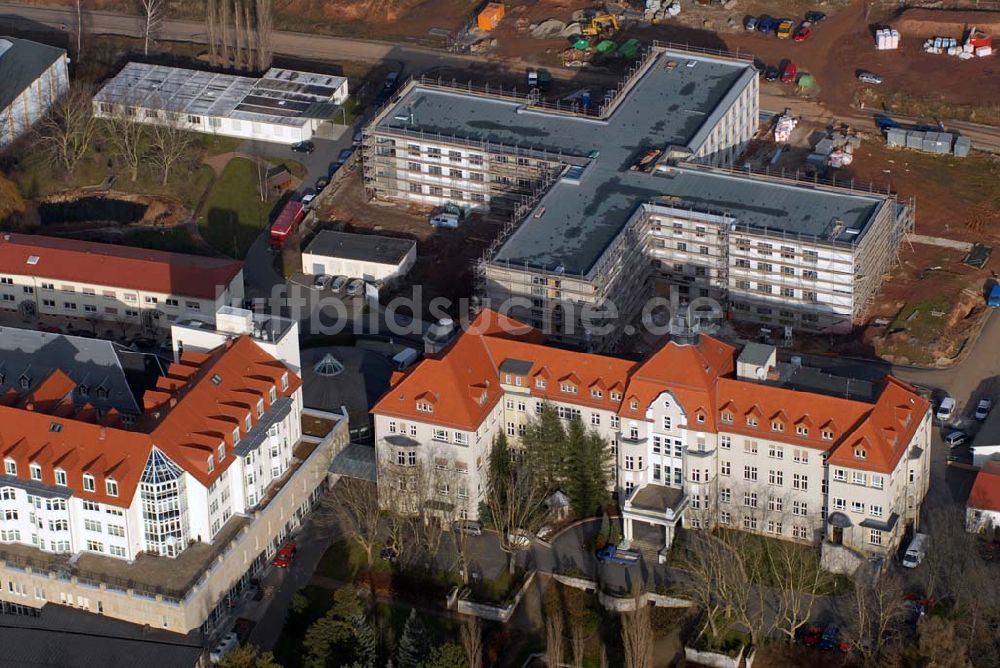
197;157;279;258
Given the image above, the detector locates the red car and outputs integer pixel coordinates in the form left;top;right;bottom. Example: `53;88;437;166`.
803;625;823;646
780;62;798;83
272;542;297;568
794;26;812;42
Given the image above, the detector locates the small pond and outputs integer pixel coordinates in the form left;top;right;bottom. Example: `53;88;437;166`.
38;197;148;226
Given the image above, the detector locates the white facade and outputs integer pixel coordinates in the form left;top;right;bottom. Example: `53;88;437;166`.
302;244;417;283
0;38;69;148
171;305;301;374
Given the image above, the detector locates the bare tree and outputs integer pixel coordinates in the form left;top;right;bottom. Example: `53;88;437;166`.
620;592;653;668
254;0;273;70
570;623;586;668
241;0;255;71
484;435;546;574
148;114;194;186
103;104;147;182
219;0;232;67
74;0;84;59
231;0;244;70
139;0;164;56
33;83;100;176
460;616;482;668
846;568;906;665
205;0;219;66
324;478;382;570
765;531;834;641
545;609;564;668
599;644;608;668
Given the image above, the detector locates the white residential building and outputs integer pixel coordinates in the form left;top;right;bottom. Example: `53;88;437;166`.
0;37;69;148
302;230;417;283
93;63;349;144
0;233;244;332
372;310;932;568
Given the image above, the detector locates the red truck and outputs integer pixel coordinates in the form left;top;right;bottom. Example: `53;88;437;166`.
270;200;305;249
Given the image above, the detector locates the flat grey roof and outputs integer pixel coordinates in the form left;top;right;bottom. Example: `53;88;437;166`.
495;165;885;275
737;342;775;368
380;49;752;159
763;361;878;403
305;230;415;266
94;63;347;127
0;37;64;112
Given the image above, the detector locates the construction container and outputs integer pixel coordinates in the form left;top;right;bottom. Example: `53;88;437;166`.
477;3;505;31
954;136;971;157
619;38;641;59
886;128;907;147
976;45;993;57
596;39;617;54
906;131;926;150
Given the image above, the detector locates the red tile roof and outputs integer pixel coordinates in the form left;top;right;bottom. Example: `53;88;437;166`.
0;233;243;300
374;310;929;473
0;336;300;505
968;462;1000;513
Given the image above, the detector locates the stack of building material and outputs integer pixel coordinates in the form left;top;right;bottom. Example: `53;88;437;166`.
922;27;992;58
954;136;972;157
773;111;797;143
875;28;900;50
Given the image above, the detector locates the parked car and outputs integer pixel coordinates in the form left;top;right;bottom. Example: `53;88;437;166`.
301;193;317;209
507;529;532;549
757;16;778;33
975;398;992;420
272;542;297;568
338;148;355;163
777;19;795;39
313;274;333;290
805;10;826;23
857;71;883;85
744;16;758;31
209;632;239;663
453;520;483;536
346;279;365;297
802;625;823;647
596;545;640;565
936;396;955;421
352;130;363;146
944;430;967;447
751;58;766;73
330;275;349;292
291;140;315;154
314;177;329;193
764;66;780;81
794;25;812;42
819;624;840;650
780;61;798;83
902;533;929;568
37;324;62;333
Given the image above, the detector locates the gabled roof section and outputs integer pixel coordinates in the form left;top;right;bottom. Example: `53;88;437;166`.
969;462;1000;513
0;233;243;300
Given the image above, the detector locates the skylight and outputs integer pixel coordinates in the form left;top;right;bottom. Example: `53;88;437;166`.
211;374;223;385
26;255;39;265
314;353;344;377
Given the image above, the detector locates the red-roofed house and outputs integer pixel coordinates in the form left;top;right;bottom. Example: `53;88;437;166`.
967;462;1000;533
372;310;932;569
0;233;244;332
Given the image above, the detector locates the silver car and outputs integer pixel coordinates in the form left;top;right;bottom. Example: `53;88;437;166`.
313;274;332;290
857;71;882;85
330;275;349;292
346;279;365;297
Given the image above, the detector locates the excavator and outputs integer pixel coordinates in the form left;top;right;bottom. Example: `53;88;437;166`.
580;13;620;39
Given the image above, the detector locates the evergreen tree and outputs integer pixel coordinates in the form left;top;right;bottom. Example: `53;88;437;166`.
564;419;612;518
424;642;468;668
522;402;567;490
351;612;377;668
396;609;431;668
302;587;364;668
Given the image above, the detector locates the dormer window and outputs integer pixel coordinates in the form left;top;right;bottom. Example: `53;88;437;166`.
629;399;639;410
416;401;433;413
96;386;108;399
256;399;264;418
771;421;783;432
821;429;834;441
747;416;758;427
591;389;603;399
696;413;706;424
83;473;95;492
536;378;547;389
269;386;277;403
281;373;289;390
854;446;867;460
106;479;118;497
610;391;622;402
796;424;809;436
55;469;67;486
560;383;577;395
29;463;41;481
3;460;15;476
78;384;89;398
721;412;733;424
217;442;226;462
19;374;29;390
244;415;252;432
232;427;241;446
207;456;215;473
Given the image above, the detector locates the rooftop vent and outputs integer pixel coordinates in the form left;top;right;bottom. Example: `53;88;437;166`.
49;422;62;432
26;255;39;265
210;374;223;385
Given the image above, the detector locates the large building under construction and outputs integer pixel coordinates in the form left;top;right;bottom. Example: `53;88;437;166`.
362;44;914;350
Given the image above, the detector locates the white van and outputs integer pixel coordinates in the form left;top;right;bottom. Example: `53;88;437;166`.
430;213;460;229
902;532;929;568
392;347;419;370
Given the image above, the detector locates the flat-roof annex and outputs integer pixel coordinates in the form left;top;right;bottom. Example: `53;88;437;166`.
305;230;416;266
94;62;347;127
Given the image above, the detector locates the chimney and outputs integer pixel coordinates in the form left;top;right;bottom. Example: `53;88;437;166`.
25;402;34;411
169;397;177;408
99;426;106;440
